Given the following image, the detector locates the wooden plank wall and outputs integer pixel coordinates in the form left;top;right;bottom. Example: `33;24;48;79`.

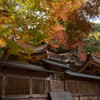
66;80;100;94
32;79;49;94
5;78;30;95
50;80;64;91
49;79;100;100
0;69;100;100
0;72;49;100
66;80;100;100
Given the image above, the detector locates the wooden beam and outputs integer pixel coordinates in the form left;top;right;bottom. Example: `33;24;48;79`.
64;73;66;91
72;94;100;96
89;60;100;68
78;56;100;73
78;61;89;73
5;94;48;99
7;73;51;80
78;54;92;73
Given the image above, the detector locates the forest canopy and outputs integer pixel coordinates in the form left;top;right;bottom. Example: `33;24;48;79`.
0;0;100;55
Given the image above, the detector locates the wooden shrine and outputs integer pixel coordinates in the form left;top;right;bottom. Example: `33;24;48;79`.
0;59;100;100
0;48;100;100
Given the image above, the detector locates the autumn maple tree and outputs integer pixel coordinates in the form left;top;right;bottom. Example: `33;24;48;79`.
45;0;100;48
0;0;55;54
45;0;99;61
0;0;100;58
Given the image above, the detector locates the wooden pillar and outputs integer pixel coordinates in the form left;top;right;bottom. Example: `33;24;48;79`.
30;73;32;100
44;80;47;94
64;73;66;91
78;95;80;100
2;71;6;100
49;74;52;92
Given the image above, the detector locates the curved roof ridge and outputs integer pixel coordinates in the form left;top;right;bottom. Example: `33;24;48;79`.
92;54;100;59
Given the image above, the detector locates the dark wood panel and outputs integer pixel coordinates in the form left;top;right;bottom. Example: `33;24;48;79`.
50;80;64;91
88;82;97;94
5;77;30;95
97;83;100;93
31;71;49;78
0;67;3;73
66;80;99;95
32;79;49;94
6;67;30;76
73;82;78;93
79;82;88;93
66;82;73;93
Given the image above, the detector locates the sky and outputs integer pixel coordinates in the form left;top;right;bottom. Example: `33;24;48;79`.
90;16;100;23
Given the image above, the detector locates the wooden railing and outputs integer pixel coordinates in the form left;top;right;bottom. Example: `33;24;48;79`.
0;73;50;100
32;79;49;94
5;77;30;95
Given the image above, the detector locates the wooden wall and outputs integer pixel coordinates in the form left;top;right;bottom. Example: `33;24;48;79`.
66;80;100;100
66;80;100;94
49;79;100;94
50;80;64;91
5;78;30;95
0;66;100;100
48;79;100;100
0;67;50;100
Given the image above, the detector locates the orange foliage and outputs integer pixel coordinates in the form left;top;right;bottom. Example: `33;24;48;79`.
0;38;6;48
77;43;87;61
46;0;86;21
50;29;68;48
45;0;92;51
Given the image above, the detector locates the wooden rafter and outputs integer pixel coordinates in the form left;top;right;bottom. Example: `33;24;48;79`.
89;60;100;68
78;61;89;73
78;57;90;73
